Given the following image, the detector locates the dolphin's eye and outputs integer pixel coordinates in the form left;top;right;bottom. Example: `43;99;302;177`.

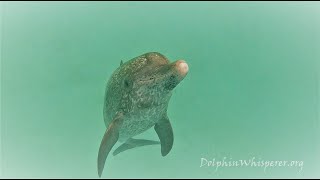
169;75;175;81
124;79;132;88
164;75;177;90
124;80;129;87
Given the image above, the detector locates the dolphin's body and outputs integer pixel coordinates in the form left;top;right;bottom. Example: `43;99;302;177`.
98;52;189;177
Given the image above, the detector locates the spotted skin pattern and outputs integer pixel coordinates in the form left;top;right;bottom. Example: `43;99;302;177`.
98;52;188;177
103;52;182;142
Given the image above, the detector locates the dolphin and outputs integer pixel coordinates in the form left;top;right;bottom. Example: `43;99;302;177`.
98;52;189;177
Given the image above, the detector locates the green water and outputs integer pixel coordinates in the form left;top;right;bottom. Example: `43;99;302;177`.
1;2;319;179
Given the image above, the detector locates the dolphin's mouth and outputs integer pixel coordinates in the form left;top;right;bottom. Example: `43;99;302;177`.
137;73;169;85
136;64;172;85
137;72;179;91
135;60;185;90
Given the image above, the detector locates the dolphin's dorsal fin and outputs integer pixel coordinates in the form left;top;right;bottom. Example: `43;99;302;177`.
120;60;123;66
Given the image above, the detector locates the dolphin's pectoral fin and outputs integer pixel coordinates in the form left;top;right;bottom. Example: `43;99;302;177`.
97;112;124;178
113;138;160;156
154;115;174;157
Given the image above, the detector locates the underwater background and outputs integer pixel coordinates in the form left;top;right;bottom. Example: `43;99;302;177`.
1;2;319;179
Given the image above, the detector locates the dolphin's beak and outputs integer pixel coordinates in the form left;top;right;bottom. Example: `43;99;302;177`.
137;60;188;87
172;60;189;81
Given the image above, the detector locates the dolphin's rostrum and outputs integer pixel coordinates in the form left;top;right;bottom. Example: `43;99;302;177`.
98;52;189;177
